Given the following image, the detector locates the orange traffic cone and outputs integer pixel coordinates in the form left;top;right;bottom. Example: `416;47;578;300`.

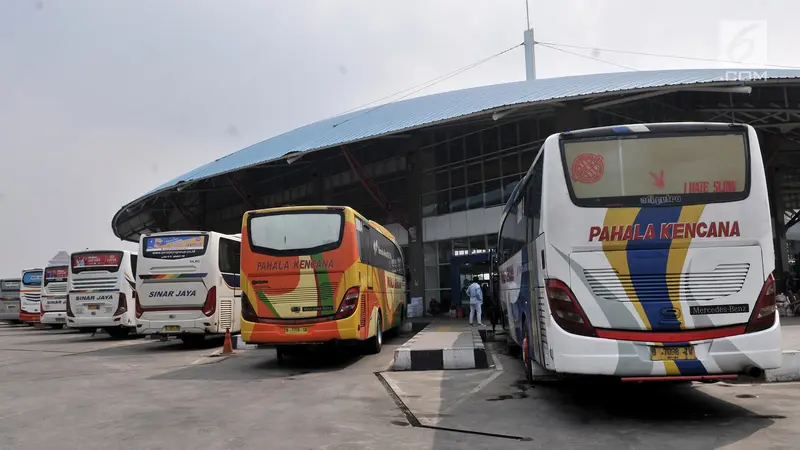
222;328;234;354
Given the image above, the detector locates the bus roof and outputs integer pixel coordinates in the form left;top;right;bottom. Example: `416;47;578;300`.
71;250;137;256
141;230;241;240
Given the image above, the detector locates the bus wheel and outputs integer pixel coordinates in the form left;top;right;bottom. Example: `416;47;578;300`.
78;327;96;334
363;312;383;355
51;324;64;330
523;321;534;384
106;327;131;339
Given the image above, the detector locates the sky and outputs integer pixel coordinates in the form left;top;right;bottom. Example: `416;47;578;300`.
1;0;799;277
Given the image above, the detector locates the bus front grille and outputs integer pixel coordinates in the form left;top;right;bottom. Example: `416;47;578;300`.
219;299;232;330
584;263;750;302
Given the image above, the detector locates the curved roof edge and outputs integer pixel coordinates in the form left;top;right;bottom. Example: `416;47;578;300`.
113;68;800;236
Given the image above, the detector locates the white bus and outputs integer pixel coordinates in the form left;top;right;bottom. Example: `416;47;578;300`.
40;252;71;329
19;268;43;324
498;122;782;383
135;231;241;346
0;278;21;322
67;250;138;338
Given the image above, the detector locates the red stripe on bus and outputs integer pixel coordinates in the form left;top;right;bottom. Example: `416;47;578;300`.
595;325;747;343
622;374;739;382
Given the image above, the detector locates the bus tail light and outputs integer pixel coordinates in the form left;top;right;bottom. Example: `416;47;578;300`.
114;293;127;316
134;291;143;319
202;287;217;317
746;273;776;334
336;287;360;320
545;279;597;337
241;293;259;322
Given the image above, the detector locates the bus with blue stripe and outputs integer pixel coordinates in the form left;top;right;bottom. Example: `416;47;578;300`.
497;122;782;382
135;231;241;346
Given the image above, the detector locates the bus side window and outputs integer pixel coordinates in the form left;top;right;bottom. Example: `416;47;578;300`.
219;238;240;274
131;254;138;279
357;220;371;265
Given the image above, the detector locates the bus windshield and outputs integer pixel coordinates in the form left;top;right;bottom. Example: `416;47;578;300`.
44;267;68;286
562;132;749;207
22;271;42;286
143;234;208;260
247;210;344;256
72;252;123;274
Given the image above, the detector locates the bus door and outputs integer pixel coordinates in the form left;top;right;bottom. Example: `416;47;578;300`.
218;236;241;332
357;219;373;334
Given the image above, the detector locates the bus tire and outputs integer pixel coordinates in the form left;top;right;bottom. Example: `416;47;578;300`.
363;311;383;355
522;319;534;384
106;327;130;339
78;327;96;334
51;324;64;330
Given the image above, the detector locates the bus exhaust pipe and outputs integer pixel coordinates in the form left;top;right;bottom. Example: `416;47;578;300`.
744;366;763;378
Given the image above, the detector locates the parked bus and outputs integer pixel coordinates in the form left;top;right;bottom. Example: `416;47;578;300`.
240;206;406;360
135;231;241;345
498;122;781;383
67;250;138;338
40;251;71;329
0;278;21;322
19;269;43;324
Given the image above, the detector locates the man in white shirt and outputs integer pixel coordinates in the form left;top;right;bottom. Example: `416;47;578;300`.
467;276;484;327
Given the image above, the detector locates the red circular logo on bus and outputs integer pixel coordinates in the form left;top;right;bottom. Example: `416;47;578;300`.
571;153;604;184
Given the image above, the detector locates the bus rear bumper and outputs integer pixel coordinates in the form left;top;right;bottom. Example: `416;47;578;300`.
40;312;67;325
136;316;222;335
241;319;360;345
19;311;40;323
548;319;783;378
67;314;135;329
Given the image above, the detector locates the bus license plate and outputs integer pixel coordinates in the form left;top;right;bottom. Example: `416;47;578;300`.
87;304;99;310
285;327;308;335
7;305;15;309
55;317;66;323
651;346;696;361
163;326;180;332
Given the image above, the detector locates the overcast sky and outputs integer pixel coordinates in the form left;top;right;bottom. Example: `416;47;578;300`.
0;0;798;276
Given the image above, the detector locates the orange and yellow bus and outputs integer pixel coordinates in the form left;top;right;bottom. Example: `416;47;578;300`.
240;205;406;360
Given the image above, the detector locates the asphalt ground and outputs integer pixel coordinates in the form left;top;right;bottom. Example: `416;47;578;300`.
0;322;797;450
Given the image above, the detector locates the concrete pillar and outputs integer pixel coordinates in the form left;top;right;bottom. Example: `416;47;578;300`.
405;138;426;308
554;102;593;131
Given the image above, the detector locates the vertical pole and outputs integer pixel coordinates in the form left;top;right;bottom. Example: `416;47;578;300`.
524;29;536;81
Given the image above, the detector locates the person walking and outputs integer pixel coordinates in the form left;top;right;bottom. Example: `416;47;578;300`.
467;276;484;327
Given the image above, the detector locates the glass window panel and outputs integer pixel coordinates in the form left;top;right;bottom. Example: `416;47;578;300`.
434;142;448;166
450;186;467;212
502;153;520;177
424;242;437;267
467;163;482;185
467;183;484;209
482;127;499;155
425;266;439;291
466;132;482;160
421;193;437;218
487;233;498;253
485;179;502;207
469;235;487;254
453;238;469;256
502;177;521;203
439;266;452;289
438;239;452;263
451;166;466;188
501;122;519;149
421;173;435;194
521;149;536;175
484;157;501;180
449;136;465;163
434;170;449;191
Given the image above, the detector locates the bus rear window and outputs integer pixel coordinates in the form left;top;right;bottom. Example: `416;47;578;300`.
562;132;749;207
22;271;42;286
72;252;123;274
44;267;68;286
1;280;20;291
248;210;344;256
143;235;208;260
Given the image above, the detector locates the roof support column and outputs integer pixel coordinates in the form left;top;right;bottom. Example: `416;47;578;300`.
405;138;426;311
764;134;789;281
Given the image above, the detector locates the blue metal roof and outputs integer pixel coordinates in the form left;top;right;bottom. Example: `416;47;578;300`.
143;68;800;197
